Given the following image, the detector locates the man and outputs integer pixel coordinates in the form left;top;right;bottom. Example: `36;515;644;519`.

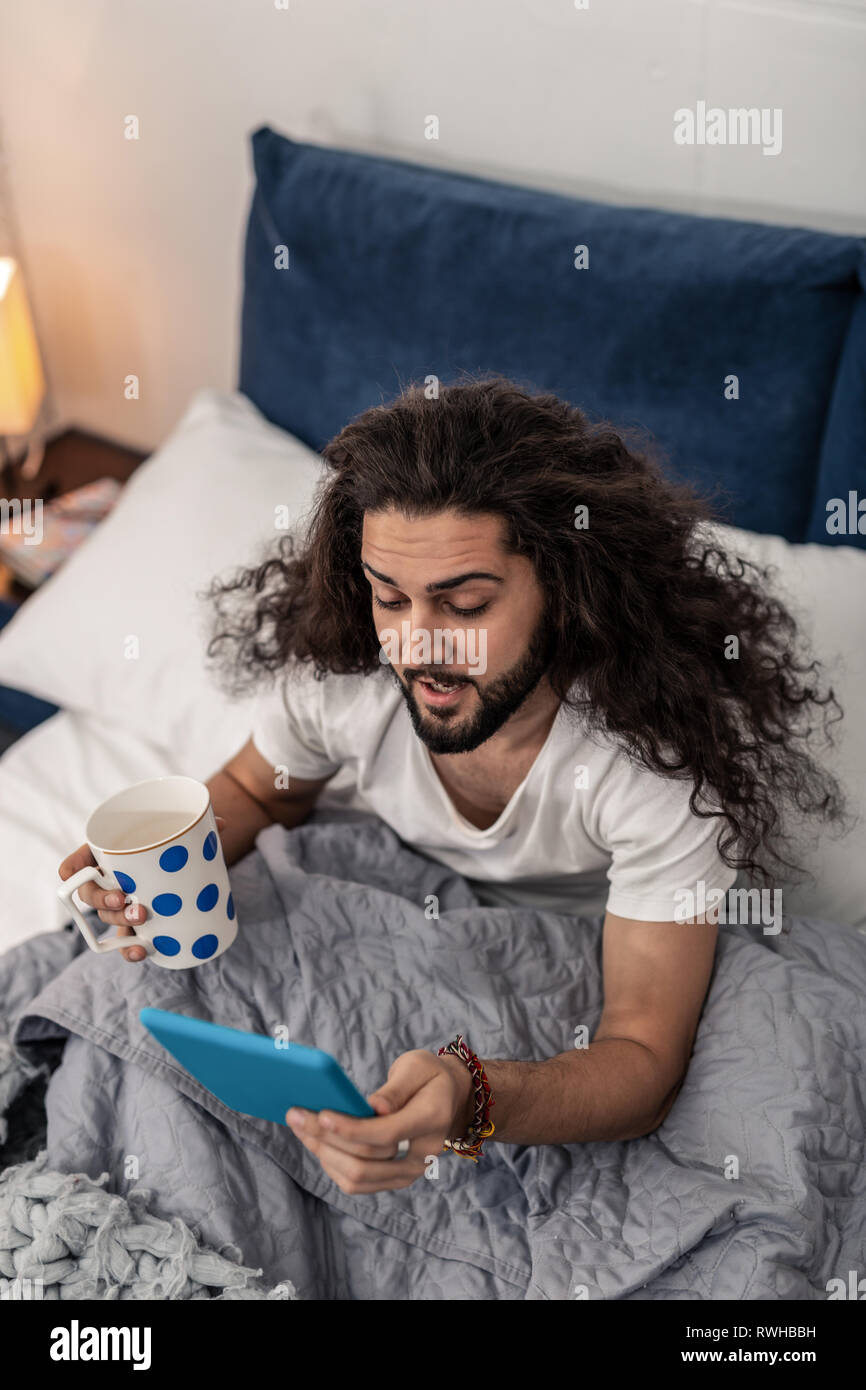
60;377;844;1196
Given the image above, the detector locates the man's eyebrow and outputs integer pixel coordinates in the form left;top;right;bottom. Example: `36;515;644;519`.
361;560;504;593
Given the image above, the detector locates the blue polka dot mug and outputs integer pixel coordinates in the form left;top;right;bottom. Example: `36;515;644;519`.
56;776;237;970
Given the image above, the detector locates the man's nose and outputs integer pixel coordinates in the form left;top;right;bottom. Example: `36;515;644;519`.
406;601;439;633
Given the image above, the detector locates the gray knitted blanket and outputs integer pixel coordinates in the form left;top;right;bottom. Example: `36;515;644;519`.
3;814;866;1300
0;927;292;1300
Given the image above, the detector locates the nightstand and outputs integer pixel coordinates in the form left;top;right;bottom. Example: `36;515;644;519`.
0;427;149;747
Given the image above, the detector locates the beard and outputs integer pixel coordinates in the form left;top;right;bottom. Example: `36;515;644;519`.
389;617;555;754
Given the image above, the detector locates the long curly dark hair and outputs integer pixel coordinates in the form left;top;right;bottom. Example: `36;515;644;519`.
206;374;848;888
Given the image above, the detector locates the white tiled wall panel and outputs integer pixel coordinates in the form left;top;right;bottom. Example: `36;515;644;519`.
0;0;863;447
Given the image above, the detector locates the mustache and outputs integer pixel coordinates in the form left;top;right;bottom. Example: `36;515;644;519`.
404;668;477;688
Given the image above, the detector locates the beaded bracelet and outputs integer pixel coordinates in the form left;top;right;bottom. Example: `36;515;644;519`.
437;1034;495;1163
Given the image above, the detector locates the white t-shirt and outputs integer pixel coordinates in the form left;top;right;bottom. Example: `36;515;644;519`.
250;666;738;922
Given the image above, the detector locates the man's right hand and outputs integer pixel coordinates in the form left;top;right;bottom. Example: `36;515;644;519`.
58;843;149;962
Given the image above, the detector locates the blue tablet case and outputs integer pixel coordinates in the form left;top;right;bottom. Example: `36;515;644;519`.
140;1007;375;1123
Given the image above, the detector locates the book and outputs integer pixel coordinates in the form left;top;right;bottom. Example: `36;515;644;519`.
0;476;123;588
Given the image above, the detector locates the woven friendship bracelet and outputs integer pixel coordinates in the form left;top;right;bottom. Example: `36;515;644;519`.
437;1034;495;1163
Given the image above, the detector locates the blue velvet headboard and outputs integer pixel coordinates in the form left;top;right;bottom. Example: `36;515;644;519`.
239;126;866;547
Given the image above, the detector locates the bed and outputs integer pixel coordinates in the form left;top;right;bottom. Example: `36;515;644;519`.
0;127;864;1301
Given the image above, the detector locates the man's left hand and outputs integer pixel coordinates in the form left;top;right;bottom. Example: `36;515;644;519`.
286;1048;474;1194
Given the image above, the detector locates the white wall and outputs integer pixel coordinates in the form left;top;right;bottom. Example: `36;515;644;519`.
0;0;864;453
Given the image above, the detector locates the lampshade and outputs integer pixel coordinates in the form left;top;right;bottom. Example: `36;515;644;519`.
0;257;45;435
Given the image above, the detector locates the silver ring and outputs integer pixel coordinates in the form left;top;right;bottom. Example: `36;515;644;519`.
391;1138;411;1161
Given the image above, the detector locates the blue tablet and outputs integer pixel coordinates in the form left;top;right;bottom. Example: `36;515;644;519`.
140;1007;376;1124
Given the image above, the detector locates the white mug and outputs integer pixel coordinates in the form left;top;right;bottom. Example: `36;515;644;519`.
57;776;237;970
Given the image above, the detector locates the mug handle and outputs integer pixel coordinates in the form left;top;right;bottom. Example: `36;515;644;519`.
57;866;150;955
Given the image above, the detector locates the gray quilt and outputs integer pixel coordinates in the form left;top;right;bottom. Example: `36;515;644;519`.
7;815;866;1300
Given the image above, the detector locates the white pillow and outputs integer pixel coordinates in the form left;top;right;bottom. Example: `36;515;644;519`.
0;388;326;778
709;524;866;930
0;710;180;952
